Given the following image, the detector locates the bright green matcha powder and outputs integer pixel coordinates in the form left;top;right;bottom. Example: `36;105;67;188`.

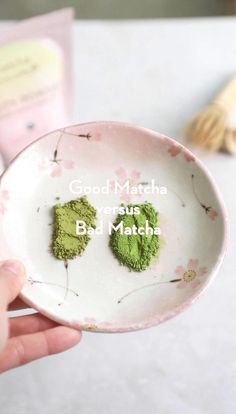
52;196;96;260
109;202;160;272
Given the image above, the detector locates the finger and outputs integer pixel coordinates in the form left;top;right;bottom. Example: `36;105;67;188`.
0;326;82;373
0;261;26;353
0;260;26;309
9;314;58;337
8;297;29;311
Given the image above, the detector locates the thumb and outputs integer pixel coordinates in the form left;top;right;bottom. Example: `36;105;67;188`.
0;260;26;309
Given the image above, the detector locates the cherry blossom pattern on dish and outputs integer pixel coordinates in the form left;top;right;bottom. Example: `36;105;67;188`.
191;174;218;220
110;167;142;203
110;167;186;207
36;128;102;303
83;317;98;331
117;258;207;304
38;128;102;177
83;323;98;331
38;129;75;178
0;190;9;214
175;259;208;289
63;128;102;141
27;276;79;300
28;255;72;306
38;158;75;178
166;140;195;162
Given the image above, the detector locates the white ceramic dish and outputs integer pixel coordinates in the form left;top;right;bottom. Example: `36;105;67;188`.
0;122;228;332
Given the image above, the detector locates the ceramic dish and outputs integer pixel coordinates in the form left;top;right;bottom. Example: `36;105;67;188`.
0;122;228;333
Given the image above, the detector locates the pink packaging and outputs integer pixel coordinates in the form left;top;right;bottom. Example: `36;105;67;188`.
0;8;74;164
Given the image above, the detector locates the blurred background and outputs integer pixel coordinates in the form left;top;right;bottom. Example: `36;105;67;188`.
0;0;236;19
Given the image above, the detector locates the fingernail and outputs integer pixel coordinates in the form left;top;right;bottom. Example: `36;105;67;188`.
1;260;24;275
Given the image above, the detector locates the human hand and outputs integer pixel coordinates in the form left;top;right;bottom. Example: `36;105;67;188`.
0;260;82;373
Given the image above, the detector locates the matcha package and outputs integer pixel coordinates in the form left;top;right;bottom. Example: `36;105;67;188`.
0;8;74;164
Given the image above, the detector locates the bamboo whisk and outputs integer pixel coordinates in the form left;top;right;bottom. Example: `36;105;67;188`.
185;76;236;153
221;128;236;155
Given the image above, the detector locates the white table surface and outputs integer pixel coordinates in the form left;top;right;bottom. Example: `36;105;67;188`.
0;18;236;414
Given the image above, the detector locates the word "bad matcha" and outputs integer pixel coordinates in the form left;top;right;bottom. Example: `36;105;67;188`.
76;218;160;235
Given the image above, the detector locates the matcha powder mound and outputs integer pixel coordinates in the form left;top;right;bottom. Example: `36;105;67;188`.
109;202;160;272
52;196;96;260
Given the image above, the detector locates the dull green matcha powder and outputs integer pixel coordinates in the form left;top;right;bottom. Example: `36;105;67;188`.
109;202;160;272
52;196;96;260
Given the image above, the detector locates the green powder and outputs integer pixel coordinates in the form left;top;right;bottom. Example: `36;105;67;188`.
52;196;96;260
109;202;160;272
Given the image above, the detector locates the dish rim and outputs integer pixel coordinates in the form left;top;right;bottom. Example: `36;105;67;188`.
0;120;229;333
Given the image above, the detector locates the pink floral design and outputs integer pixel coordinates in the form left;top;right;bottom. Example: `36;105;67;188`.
184;152;195;162
167;142;195;162
83;317;98;330
0;190;9;214
116;258;208;304
191;174;218;220
175;259;208;289
37;130;75;178
84;317;97;324
91;131;101;141
38;159;75;178
110;167;141;203
206;207;218;221
168;144;182;157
